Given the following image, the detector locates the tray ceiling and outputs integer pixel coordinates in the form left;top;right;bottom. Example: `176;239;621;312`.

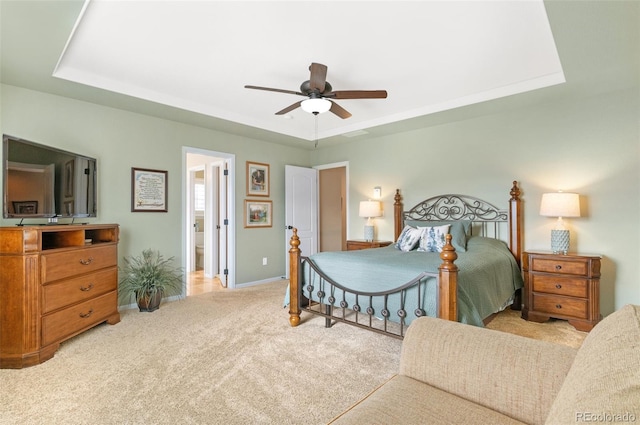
50;1;564;142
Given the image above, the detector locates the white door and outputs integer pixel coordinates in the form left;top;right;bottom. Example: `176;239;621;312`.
285;165;318;279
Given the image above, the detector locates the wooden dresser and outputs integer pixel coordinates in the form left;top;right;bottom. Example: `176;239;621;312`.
521;251;602;332
0;224;120;368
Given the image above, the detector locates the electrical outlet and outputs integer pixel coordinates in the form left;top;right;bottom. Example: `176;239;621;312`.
262;257;267;266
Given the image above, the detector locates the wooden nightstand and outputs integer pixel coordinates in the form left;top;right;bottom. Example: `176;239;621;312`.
346;240;393;251
522;251;602;332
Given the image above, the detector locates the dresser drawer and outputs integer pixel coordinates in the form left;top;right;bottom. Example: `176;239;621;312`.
531;293;588;319
41;245;117;282
42;291;117;346
529;257;588;276
42;267;117;314
531;274;588;298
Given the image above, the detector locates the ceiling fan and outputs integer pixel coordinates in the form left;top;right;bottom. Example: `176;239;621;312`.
244;63;387;119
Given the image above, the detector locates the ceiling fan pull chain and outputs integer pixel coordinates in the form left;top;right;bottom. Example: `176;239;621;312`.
314;115;319;148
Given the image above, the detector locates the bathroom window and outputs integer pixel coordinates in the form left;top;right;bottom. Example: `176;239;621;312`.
194;182;205;212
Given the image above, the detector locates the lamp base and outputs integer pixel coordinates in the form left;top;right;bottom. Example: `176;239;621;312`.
363;225;374;242
551;229;570;254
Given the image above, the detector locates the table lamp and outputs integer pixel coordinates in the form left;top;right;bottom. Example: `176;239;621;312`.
540;192;581;254
359;200;382;242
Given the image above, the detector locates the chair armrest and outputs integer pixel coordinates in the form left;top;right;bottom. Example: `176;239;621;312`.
400;317;577;425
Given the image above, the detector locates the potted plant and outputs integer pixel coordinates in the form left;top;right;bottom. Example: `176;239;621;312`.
118;249;183;312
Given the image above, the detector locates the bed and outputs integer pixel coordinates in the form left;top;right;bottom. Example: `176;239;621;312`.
287;181;524;338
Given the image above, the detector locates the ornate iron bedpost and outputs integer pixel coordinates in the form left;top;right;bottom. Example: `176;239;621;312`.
438;234;458;321
289;228;301;327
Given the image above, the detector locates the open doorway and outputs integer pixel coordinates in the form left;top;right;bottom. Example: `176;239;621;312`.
183;147;236;295
319;165;347;251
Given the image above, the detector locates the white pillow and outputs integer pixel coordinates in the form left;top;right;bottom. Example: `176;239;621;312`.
417;224;450;253
395;225;422;252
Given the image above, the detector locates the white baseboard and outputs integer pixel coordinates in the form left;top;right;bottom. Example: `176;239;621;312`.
235;276;287;288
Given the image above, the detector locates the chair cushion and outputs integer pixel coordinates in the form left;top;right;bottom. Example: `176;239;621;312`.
328;374;527;425
400;316;576;425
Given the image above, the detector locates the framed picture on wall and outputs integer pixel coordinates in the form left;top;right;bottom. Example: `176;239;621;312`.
131;167;168;212
246;161;269;197
244;199;272;228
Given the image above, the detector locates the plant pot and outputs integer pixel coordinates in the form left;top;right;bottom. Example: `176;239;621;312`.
137;290;163;312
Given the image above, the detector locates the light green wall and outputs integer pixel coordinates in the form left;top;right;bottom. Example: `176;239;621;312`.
311;89;640;315
0;84;310;285
2;81;638;315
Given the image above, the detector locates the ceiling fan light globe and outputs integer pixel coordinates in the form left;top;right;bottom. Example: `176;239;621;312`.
301;98;331;114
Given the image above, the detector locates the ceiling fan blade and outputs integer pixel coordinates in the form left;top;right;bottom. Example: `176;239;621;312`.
325;90;388;99
275;101;302;115
309;63;328;92
245;85;305;96
329;100;352;119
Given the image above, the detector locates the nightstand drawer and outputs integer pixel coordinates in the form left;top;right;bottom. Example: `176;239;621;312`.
531;294;588;319
530;257;588;276
531;275;588;298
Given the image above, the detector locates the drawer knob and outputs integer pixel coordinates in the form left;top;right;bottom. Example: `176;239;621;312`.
555;265;562;271
80;283;94;292
79;308;94;318
79;257;94;266
555;284;562;289
555;304;562;309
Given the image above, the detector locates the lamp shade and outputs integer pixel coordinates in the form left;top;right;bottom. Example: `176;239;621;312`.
359;200;382;218
300;98;331;114
540;192;581;218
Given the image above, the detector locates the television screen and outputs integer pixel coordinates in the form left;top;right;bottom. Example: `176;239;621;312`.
3;135;97;219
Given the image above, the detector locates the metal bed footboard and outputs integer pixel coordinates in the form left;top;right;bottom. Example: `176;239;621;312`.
298;256;440;339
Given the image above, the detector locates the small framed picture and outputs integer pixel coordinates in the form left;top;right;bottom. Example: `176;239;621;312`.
131;167;168;212
13;201;38;214
244;200;272;228
246;161;269;197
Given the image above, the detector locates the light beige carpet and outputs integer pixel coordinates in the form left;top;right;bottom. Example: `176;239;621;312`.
0;280;584;424
487;308;587;349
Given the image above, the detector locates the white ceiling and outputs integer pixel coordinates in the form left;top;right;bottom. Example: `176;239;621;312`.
52;0;565;143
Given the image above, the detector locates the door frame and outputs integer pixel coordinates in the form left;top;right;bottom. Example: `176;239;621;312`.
182;147;236;289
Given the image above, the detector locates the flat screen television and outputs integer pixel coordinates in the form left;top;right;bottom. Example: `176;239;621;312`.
2;135;97;219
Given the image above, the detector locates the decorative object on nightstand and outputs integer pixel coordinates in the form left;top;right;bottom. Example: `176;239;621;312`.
522;251;602;331
346;240;393;251
539;191;580;254
358;200;382;242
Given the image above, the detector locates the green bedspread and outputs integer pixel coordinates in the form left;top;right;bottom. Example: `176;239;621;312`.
289;236;523;327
